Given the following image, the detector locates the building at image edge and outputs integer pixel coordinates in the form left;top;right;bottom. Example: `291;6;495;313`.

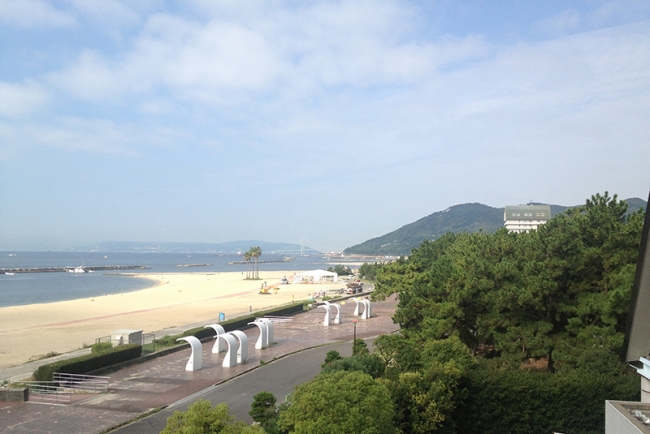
503;205;551;233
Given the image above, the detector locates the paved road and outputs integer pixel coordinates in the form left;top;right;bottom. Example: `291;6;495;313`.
111;339;372;433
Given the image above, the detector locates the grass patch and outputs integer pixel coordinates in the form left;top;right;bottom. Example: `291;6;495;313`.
27;351;59;362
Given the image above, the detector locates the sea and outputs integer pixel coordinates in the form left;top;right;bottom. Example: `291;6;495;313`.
0;251;335;308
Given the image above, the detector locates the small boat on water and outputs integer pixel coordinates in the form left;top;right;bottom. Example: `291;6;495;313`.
66;266;87;273
5;272;15;275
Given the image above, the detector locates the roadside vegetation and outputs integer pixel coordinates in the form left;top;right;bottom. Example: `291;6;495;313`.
325;264;353;276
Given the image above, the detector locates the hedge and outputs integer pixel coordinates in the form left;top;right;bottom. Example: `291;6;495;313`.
180;302;305;341
454;365;640;434
34;344;142;381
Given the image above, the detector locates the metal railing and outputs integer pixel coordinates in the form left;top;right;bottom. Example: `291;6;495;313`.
142;332;156;354
24;382;72;404
24;373;110;404
52;373;110;392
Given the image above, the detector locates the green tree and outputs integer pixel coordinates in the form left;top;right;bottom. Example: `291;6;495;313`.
278;370;396;434
249;391;281;434
373;333;423;374
243;251;252;280
162;399;264;434
375;193;644;372
250;246;262;280
326;265;353;276
353;338;369;356
387;362;463;434
321;350;342;368
358;262;383;280
321;354;386;379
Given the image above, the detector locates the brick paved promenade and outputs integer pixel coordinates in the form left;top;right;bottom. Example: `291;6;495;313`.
0;295;398;434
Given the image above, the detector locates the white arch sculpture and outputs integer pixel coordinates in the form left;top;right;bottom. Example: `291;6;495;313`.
176;336;203;371
205;324;226;353
318;304;332;326
248;321;268;349
361;299;372;320
256;318;274;346
331;303;342;324
228;330;249;364
217;333;238;368
353;298;362;316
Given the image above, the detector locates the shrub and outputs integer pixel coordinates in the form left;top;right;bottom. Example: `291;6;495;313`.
91;342;113;353
454;363;640;434
34;344;142;381
153;335;178;348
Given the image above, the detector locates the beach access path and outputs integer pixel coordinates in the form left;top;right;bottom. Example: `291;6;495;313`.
0;295;399;434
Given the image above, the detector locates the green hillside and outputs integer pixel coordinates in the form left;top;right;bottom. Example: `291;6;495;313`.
345;203;503;256
345;197;646;256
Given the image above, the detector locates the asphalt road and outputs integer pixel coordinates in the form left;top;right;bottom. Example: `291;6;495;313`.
110;339;369;433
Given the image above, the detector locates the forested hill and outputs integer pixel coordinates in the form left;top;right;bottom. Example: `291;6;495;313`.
345;197;647;256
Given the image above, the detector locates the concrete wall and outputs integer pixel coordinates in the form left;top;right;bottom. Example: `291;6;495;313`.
0;388;28;402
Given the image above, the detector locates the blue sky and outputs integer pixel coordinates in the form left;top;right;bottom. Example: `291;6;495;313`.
1;1;649;252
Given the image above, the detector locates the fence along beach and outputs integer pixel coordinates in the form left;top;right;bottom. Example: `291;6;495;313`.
0;271;345;370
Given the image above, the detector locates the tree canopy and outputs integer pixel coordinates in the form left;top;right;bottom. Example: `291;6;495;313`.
162;400;264;434
278;370;396;434
372;192;644;372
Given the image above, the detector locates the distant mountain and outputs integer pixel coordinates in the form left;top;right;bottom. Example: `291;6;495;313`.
345;203;502;256
625;197;648;214
344;197;647;256
71;240;319;254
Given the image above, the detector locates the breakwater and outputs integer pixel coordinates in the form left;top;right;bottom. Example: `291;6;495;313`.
228;258;294;265
1;265;148;274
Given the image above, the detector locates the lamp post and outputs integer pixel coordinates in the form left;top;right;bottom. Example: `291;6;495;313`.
352;320;358;355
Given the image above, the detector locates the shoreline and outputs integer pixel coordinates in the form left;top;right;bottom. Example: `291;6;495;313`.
0;270;348;370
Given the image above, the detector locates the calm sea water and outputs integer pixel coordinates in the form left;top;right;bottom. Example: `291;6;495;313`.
0;251;332;307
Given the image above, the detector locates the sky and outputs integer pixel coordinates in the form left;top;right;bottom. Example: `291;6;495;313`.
1;0;649;252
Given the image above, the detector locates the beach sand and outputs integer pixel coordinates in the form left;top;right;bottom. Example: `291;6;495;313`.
0;271;347;370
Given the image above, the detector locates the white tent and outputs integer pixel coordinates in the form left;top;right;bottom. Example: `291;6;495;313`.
293;269;338;284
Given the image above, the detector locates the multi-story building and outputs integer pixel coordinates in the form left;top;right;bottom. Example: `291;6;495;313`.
503;205;551;233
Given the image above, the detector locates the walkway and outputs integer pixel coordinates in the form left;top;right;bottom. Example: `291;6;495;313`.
0;296;398;434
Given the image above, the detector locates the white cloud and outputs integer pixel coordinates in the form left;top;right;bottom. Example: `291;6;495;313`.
46;1;487;111
0;80;48;118
0;0;75;28
47;50;126;102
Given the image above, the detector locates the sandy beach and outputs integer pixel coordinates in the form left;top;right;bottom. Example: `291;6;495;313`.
0;271;348;370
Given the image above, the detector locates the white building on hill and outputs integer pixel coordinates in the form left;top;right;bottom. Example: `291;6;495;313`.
504;205;551;233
